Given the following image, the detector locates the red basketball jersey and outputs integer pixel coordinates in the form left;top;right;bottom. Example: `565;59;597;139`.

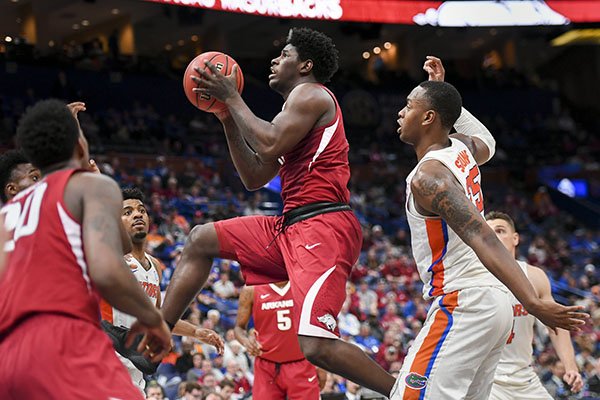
0;169;101;335
279;85;351;213
252;283;305;363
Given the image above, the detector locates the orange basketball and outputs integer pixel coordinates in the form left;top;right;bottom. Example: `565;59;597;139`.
183;51;244;113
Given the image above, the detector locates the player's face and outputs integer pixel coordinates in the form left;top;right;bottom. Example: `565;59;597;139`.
122;199;149;242
6;163;42;200
397;86;428;144
486;219;519;255
269;44;302;92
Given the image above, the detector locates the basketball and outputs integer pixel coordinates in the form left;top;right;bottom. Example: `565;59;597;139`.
183;51;244;113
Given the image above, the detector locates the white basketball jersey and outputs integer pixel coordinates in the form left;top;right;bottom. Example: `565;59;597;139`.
494;260;537;384
406;138;502;299
112;253;160;328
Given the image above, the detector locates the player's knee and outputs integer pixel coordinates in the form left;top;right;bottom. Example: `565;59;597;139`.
298;336;330;367
186;223;219;258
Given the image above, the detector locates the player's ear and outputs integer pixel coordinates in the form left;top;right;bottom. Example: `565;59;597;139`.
300;59;313;75
422;110;436;127
513;232;520;247
5;183;17;199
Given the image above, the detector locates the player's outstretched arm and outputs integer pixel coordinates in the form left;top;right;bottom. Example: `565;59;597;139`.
529;265;583;392
170;319;225;355
76;174;170;350
234;286;263;357
410;161;588;331
424;56;496;165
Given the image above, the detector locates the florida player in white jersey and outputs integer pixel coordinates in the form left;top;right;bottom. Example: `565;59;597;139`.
101;187;224;391
486;211;583;399
390;57;586;400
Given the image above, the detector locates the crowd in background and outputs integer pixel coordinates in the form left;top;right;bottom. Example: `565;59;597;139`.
1;56;599;400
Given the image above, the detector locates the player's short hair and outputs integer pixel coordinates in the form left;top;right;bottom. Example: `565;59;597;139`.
485;211;516;232
418;81;462;131
286;27;339;83
122;186;145;203
0;149;29;202
16;99;80;170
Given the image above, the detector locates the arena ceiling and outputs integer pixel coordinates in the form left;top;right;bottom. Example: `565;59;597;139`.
0;0;576;72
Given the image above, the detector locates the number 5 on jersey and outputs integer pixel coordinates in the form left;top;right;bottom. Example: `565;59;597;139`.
1;183;47;252
277;309;292;331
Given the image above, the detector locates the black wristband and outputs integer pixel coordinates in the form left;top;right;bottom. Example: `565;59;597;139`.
166;320;176;330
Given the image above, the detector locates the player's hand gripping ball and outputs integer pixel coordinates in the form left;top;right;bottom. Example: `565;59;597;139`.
183;51;244;113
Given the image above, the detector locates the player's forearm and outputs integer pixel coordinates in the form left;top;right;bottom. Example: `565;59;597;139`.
453;107;496;162
233;326;250;345
172;319;198;337
549;328;579;371
225;95;280;158
221;114;279;190
472;232;539;309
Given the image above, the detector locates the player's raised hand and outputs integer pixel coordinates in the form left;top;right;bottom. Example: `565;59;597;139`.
563;369;583;393
529;300;587;333
193;328;225;355
243;329;263;357
191;62;239;102
87;159;101;174
127;319;172;363
67;101;86;116
423;56;445;82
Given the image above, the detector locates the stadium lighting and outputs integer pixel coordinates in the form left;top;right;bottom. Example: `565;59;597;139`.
384;42;392;49
362;51;370;59
373;46;381;54
82;20;90;27
4;36;12;43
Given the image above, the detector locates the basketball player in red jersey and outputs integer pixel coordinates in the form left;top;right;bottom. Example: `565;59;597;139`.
0;99;171;400
235;282;326;399
161;27;397;397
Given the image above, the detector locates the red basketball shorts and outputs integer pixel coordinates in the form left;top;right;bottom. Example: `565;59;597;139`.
253;357;320;400
215;210;362;338
0;314;144;400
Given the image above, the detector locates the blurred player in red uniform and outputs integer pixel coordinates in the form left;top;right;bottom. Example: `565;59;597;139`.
161;27;397;397
0;99;171;400
235;282;326;399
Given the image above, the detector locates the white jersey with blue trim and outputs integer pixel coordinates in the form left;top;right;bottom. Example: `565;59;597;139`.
494;260;538;384
405;138;502;300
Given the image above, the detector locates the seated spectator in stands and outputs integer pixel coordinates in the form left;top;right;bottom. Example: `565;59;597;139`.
338;299;360;336
186;353;205;382
213;272;237;299
200;372;219;393
543;358;572;399
356;280;378;319
379;303;403;333
354;323;380;355
145;381;165;400
345;380;362;400
200;358;225;381
222;360;251;397
180;382;203;400
204;393;223;400
218;379;235;400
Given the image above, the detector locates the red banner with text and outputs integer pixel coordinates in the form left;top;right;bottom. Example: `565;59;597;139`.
146;0;600;25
